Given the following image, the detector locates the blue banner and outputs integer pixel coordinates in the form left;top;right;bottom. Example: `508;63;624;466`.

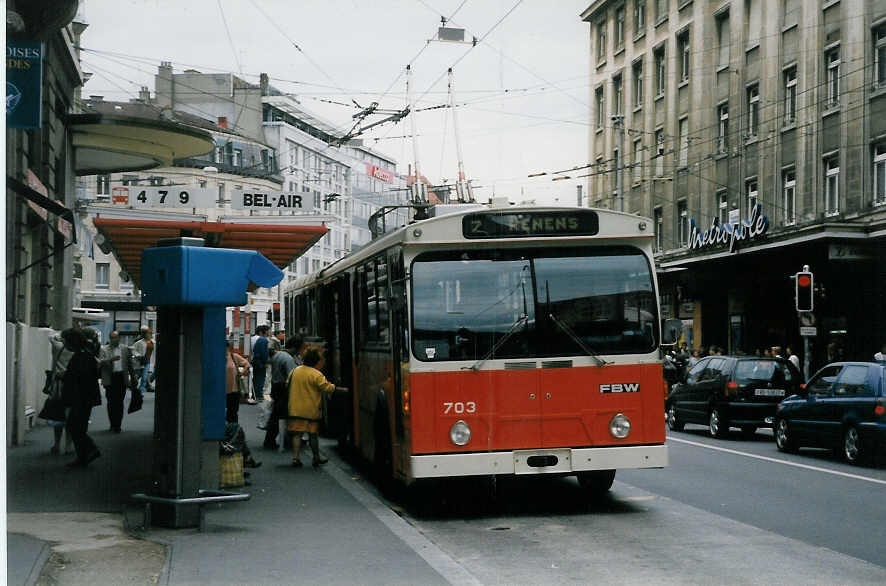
6;40;43;129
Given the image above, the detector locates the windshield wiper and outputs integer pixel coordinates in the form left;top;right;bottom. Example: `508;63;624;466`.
466;314;529;371
548;312;609;366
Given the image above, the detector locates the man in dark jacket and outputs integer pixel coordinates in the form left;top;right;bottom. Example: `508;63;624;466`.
63;328;102;467
250;326;270;403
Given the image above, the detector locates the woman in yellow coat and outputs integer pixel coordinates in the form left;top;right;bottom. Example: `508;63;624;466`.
287;347;338;467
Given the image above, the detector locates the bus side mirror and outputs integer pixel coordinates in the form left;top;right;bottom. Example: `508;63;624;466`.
661;319;682;345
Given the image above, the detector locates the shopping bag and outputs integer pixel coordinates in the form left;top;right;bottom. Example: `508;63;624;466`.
219;452;244;488
128;389;143;414
257;398;273;430
38;394;67;423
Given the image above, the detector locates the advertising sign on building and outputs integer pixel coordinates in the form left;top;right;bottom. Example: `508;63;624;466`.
366;164;394;183
110;186;216;208
230;189;315;211
6;40;43;129
688;203;769;253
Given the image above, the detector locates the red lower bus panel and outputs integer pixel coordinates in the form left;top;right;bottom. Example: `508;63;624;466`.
409;363;665;454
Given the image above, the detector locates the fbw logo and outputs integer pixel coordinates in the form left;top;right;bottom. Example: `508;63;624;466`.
599;383;640;393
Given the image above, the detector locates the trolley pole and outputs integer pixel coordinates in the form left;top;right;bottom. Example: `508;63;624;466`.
448;67;473;202
612;115;624;212
406;65;426;203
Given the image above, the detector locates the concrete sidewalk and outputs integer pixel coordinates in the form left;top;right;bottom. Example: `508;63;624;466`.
7;393;460;585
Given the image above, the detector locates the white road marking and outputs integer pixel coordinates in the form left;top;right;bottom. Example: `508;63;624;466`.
668;436;886;486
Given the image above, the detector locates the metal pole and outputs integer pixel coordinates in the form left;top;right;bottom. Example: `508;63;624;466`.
803;336;811;380
406;65;424;203
613;115;624;212
448;68;471;202
577;184;583;207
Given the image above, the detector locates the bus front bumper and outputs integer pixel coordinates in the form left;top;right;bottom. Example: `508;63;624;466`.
410;444;668;479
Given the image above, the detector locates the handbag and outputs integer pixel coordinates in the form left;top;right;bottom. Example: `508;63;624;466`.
128;389;143;414
219;452;244;488
38;394;67;423
257;397;273;430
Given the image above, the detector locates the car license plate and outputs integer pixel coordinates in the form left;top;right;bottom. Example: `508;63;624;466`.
755;389;785;397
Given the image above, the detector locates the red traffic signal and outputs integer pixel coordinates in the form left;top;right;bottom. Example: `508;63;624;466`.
795;271;813;312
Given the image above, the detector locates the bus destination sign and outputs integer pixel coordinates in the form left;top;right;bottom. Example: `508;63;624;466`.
462;210;599;239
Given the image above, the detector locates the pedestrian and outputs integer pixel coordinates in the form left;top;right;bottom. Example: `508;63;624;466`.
250;326;270;403
786;346;800;370
762;347;772;358
47;329;78;455
226;341;250;423
270;329;285;352
264;334;303;450
131;326;154;397
286;347;342;468
63;327;102;467
772;346;783;359
687;349;700;368
98;331;137;433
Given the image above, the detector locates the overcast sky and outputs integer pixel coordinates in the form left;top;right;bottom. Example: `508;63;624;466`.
79;0;592;205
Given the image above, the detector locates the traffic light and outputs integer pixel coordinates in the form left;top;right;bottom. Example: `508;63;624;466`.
272;302;280;322
795;270;814;312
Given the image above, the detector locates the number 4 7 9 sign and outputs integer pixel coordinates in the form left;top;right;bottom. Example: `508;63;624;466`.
111;186;216;208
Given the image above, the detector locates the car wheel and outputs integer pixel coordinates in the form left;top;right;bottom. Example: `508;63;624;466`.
667;404;684;431
709;408;728;438
775;418;797;453
577;470;616;496
843;426;868;465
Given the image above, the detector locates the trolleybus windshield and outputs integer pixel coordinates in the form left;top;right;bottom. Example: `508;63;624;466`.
411;246;657;361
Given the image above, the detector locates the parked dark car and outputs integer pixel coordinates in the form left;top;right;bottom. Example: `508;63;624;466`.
774;362;886;465
666;356;802;438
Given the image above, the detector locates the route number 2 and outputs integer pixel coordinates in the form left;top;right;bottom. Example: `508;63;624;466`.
443;401;476;414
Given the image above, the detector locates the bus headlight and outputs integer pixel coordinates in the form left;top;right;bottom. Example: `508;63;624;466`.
450;420;472;446
609;413;631;439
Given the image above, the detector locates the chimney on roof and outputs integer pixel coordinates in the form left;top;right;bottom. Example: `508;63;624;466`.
260;72;269;96
217;116;228;129
138;86;151;103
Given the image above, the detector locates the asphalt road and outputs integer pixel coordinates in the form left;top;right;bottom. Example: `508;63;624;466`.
360;426;886;585
621;425;886;567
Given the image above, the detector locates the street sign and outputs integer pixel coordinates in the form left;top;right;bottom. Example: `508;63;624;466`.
230;189;314;211
110;186;216;208
799;313;816;327
7;40;43;129
800;326;817;337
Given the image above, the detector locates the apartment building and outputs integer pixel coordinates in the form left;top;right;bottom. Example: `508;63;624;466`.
582;0;886;368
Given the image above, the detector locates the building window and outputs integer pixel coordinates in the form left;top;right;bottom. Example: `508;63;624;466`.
825;155;840;215
121;175;138;186
678;30;690;82
654;129;665;176
615;6;625;49
825;48;840;108
632;60;643;108
287;140;297;169
875;26;886;89
149;176;164;186
677;200;688;246
654;207;663;251
654;45;666;97
595;156;604;200
634;0;646;32
95;263;110;289
717;103;729;153
632;137;643;181
595;86;605;129
874;144;886;206
678;117;688;167
745;178;758;211
783;169;796;224
717;11;730;68
597;20;607;61
215;145;223;164
96;174;110;195
613;74;623;115
784;66;797;125
655;0;667;22
746;0;761;48
717;189;729;225
218;182;225;203
233;149;243;167
746;83;759;138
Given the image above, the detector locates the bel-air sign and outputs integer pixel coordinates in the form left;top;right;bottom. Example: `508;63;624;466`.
688;204;768;253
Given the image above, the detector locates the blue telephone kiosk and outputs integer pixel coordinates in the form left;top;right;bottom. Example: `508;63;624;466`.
137;237;282;528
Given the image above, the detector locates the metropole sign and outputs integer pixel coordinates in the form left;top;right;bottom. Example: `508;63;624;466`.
687;203;769;253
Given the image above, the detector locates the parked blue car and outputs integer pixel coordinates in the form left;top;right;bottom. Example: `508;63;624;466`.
774;362;886;465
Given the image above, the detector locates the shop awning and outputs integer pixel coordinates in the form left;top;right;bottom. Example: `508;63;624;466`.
70;111;215;176
92;213;327;288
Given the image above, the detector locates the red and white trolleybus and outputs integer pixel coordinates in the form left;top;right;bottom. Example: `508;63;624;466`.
285;203;669;495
